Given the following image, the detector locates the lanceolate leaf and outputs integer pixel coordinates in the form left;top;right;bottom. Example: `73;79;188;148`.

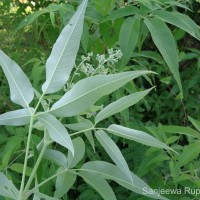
42;0;88;94
188;116;200;132
96;130;132;183
108;125;172;150
44;149;68;168
144;18;183;97
37;113;74;155
80;161;168;200
68;137;85;168
0;50;34;108
153;10;200;40
50;71;154;117
0;172;19;199
95;88;153;124
78;171;117;200
177;142;200;168
120;17;140;64
55;171;76;198
0;108;34;126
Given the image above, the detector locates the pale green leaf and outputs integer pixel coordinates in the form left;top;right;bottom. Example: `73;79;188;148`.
37;113;74;155
68;137;85;168
42;0;88;94
44;149;68;168
0;108;34;126
81;161;168;200
78;171;117;200
0;50;34;107
54;170;76;198
108;125;172;150
144;18;183;97
50;71;154;117
120;17;140;63
96;130;132;183
95;88;153;124
0;172;19;199
154;10;200;40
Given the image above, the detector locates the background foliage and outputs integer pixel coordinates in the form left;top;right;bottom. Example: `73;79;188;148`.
0;0;200;199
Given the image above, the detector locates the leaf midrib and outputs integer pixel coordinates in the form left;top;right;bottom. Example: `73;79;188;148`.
43;0;86;93
50;71;146;113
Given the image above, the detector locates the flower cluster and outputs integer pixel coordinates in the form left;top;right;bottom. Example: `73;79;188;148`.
79;48;123;76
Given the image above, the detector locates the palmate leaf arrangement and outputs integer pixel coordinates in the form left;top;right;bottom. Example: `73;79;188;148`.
0;0;174;199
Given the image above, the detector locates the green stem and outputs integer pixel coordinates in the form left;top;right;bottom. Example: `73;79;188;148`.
18;117;34;200
70;127;107;136
24;141;48;195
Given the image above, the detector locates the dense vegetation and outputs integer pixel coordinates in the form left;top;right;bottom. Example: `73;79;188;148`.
0;0;200;199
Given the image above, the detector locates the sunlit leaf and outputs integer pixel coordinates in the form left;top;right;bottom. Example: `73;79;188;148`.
42;0;88;94
50;71;154;117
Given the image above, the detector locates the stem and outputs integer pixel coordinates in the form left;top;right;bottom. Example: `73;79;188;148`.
24;141;48;194
18;117;34;200
70;127;107;136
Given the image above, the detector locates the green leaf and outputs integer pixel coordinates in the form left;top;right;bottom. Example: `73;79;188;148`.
177;142;200;168
78;171;117;200
42;0;88;94
0;50;34;108
158;125;200;139
50;71;154;117
96;130;132;183
153;10;200;40
37;113;74;155
54;170;76;198
95;88;153;124
188;116;200;132
0;108;34;126
10;163;32;176
107;125;172;150
144;18;183;97
81;22;89;52
81;161;168;200
0;172;19;199
68;137;85;168
103;6;139;22
120;17;140;64
44;149;68;168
